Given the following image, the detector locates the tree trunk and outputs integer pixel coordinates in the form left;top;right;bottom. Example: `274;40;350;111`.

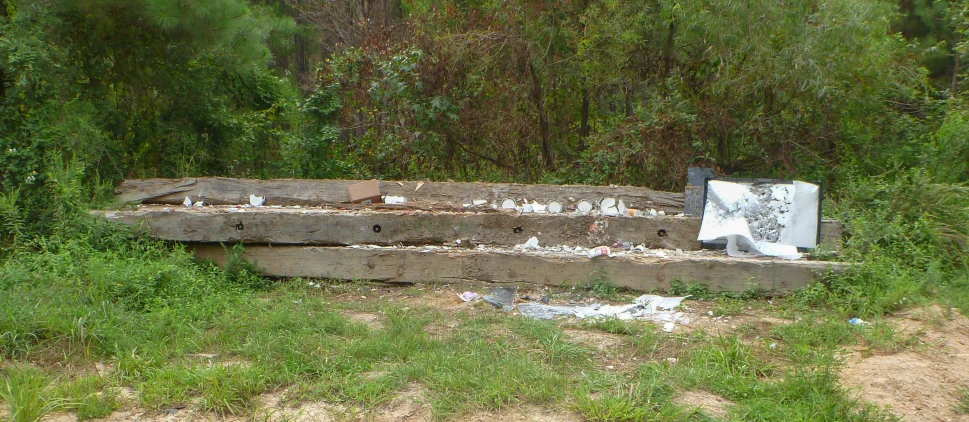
529;63;554;169
578;86;590;152
952;52;961;95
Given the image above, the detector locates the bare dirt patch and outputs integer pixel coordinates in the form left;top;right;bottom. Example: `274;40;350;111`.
563;328;624;351
675;390;735;420
841;306;969;422
372;382;432;421
455;405;581;422
346;311;387;330
563;328;643;371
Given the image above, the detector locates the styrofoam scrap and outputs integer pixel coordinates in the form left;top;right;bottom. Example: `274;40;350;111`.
194;201;205;207
385;195;407;205
634;294;689;313
662;322;675;332
600;197;616;209
522;203;534;213
658;210;666;216
531;202;546;213
183;197;193;207
472;199;488;206
249;194;265;207
520;236;540;250
648;209;658;216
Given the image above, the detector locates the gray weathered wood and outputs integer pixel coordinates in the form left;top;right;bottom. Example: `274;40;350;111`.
190;245;847;293
115;178;685;213
95;206;844;251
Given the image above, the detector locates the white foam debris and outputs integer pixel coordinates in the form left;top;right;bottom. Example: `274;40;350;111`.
249;194;265;207
384;195;407;204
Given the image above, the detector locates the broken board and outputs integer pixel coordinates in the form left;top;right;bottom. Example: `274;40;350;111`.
190;244;847;293
95;206;843;251
115;177;685;213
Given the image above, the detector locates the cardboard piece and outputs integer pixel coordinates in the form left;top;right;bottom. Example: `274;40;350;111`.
347;180;382;204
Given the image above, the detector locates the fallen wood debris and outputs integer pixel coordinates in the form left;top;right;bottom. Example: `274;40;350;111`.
101;177;849;293
95;205;842;251
188;244;848;293
114;177;686;213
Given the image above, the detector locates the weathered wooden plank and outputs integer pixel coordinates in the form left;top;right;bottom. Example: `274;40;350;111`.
95;206;845;251
115;178;685;213
190;245;847;293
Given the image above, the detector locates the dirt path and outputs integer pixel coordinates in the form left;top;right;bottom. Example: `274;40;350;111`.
841;306;969;422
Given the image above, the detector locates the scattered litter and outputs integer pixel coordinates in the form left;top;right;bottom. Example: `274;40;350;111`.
849;318;870;326
415;181;425;191
531;201;547;213
518;236;541;250
472;199;488;206
617;200;627;215
194;201;205;207
697;179;821;260
458;291;480;302
517;294;691;328
249;194;265;207
396;181;404;186
384;195;407;205
501;198;517;209
576;200;594;213
769;342;777;350
666;357;678;364
587;246;611;258
347;180;382;204
183;197;193;207
547;200;563;214
483;287;517;311
662;322;675;332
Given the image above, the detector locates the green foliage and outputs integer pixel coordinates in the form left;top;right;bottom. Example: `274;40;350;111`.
956;386;969;414
0;367;64;422
573;366;685;421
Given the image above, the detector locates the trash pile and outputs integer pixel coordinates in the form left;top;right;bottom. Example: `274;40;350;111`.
471;286;692;331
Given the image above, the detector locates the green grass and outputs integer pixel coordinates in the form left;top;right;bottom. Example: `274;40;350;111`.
1;367;67;422
956;386;969;415
0;224;957;421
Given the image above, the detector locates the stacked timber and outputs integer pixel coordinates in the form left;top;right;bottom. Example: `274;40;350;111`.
98;178;849;293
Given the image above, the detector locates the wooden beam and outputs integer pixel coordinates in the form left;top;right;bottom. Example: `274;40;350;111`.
115;178;686;213
96;206;844;251
190;244;848;293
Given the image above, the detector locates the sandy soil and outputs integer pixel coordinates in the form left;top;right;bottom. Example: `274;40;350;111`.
675;390;735;420
841;306;969;422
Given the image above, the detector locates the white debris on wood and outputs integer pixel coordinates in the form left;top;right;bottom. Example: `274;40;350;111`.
183;197;193;207
249;194;265;207
384;195;407;205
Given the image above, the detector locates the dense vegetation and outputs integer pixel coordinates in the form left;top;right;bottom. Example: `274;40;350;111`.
1;0;969;420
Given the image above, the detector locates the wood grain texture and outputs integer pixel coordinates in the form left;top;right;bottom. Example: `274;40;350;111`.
115;177;686;213
96;207;842;251
190;245;848;293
